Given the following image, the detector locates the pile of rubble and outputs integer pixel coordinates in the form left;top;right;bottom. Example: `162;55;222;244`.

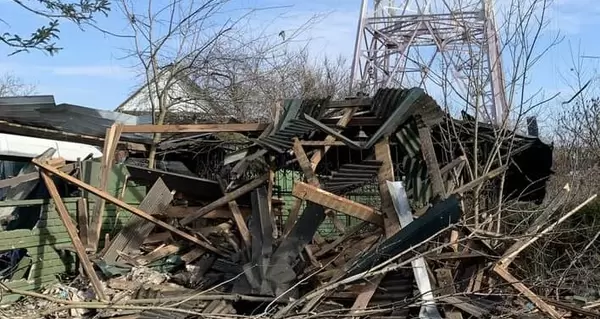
1;87;599;319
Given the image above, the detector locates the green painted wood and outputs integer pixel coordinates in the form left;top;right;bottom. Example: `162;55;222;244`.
0;161;146;304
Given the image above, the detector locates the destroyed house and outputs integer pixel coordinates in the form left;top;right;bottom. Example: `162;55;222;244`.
0;87;560;318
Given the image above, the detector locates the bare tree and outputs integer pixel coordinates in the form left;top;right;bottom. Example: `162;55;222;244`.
0;73;36;96
119;0;243;168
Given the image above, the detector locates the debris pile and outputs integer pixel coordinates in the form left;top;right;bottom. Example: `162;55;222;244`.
0;87;599;319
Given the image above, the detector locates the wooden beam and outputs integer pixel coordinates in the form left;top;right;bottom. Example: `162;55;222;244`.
375;137;400;236
299;141;345;146
292;138;319;186
493;265;561;318
417;124;445;198
284;107;357;237
120;123;268;133
40;171;107;301
76;198;89;248
180;174;269;225
217;178;252;250
33;159;224;256
292;181;383;226
89;123;123;251
137;244;181;265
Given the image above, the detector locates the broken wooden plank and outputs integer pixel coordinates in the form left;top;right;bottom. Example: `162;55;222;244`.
283;108;357;237
181;248;206;263
137;244;181;265
417;123;445;198
493;265;561;318
40;171;107;301
89;123;123;251
120;123;268;133
33;159;224;256
180;174;269;226
217;178;252;250
292;181;383;226
292;138;318;185
102;178;174;263
76;198;89;248
375;137;400;235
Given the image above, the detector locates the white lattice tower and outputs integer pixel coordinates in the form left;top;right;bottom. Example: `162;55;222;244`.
350;0;508;124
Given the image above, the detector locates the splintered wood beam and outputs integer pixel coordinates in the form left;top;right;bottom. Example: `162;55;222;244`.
76;198;89;248
284;107;357;236
180;174;269;225
292;181;383;226
41;172;107;301
120;123;268;133
493;265;561;318
417;124;445;198
375;137;400;235
89;123;123;252
217;178;252;250
33;159;224;256
292;138;319;186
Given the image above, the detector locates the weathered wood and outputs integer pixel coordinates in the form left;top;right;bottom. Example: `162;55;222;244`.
493;265;561;318
292;138;318;185
40;171;107;301
217;178;252;250
102;178;174;263
180;174;269;225
417;123;445;198
76;198;89;248
33;159;224;256
181;248;206;263
292;181;383;226
89;123;123;251
121;123;268;133
374;137;400;236
137;244;181;265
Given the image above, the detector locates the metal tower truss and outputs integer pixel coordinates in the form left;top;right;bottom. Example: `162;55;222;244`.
350;0;508;124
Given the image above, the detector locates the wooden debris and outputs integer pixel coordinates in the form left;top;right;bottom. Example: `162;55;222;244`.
89;123;123;251
33;159;224;256
102;178;174;263
180;174;269;225
41;171;107;301
292;181;384;226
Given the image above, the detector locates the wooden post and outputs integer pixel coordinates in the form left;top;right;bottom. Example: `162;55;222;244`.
41;172;107;301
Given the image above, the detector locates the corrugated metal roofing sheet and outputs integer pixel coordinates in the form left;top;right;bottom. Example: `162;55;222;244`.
0;96;152;143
